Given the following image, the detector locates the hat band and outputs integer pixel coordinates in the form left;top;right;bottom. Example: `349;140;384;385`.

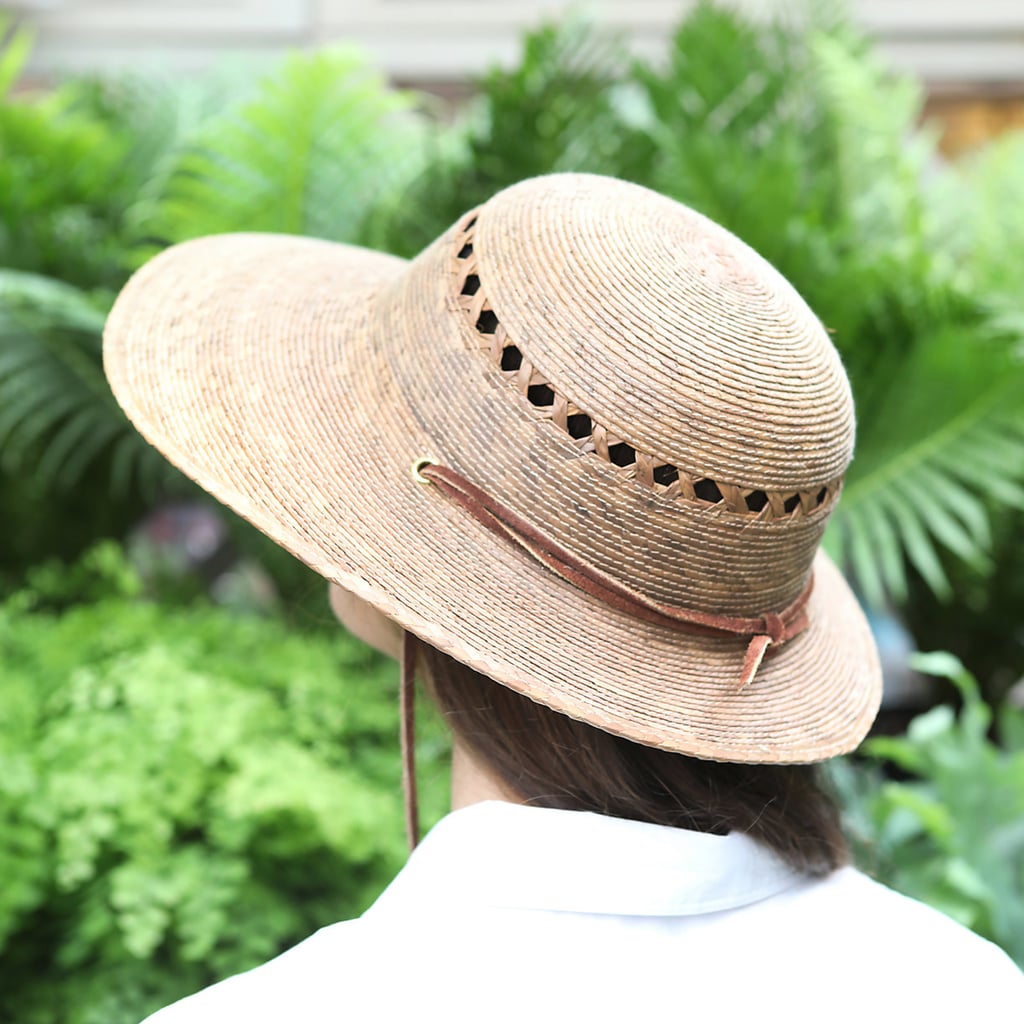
416;462;813;691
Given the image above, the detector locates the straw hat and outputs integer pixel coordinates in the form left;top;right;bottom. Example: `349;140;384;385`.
104;173;881;763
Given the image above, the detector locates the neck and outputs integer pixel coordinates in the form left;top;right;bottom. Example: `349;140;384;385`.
451;741;522;811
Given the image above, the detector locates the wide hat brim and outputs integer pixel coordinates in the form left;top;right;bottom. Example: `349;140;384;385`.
105;231;881;763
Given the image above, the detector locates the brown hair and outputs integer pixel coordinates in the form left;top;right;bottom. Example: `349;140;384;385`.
420;644;849;877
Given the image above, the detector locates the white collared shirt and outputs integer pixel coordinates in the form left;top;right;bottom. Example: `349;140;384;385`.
147;801;1022;1023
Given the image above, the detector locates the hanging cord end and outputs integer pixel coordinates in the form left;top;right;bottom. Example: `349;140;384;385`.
737;612;786;692
737;634;772;692
401;630;420;851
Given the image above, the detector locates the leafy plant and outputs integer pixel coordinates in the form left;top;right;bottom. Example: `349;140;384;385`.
0;38;426;582
378;18;651;257
0;270;173;493
959;132;1024;302
0;13;31;98
0;543;448;1024
902;505;1024;705
0;16;135;291
833;652;1024;966
152;47;427;249
633;4;843;294
807;39;1024;607
0;22;203;580
619;3;1024;608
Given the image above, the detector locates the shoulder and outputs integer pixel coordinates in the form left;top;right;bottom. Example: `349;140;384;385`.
775;868;1022;1005
142;919;385;1024
139;868;1023;1023
806;867;1013;956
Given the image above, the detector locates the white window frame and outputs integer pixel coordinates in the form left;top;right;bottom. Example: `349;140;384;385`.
17;0;309;36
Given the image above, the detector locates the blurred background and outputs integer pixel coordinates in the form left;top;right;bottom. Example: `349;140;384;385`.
1;2;1023;1022
12;1;1024;153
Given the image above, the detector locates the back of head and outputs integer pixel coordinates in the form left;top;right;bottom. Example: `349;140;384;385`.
421;644;848;877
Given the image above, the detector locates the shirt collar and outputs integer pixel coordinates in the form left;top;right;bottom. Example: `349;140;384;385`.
365;801;803;919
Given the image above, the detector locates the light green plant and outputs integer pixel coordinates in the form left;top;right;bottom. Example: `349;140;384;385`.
808;39;1024;606
959;133;1024;302
0;20;198;510
0;270;176;496
0;39;429;579
833;652;1024;966
378;18;649;257
0;543;448;1024
0;12;31;99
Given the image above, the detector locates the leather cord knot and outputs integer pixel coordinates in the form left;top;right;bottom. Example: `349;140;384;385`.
760;612;786;646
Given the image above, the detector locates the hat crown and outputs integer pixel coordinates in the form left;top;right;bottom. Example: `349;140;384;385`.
376;175;854;617
473;174;854;494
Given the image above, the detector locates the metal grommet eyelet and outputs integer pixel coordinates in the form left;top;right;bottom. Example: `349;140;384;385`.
411;457;435;484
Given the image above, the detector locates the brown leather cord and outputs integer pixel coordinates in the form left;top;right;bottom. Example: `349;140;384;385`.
401;630;420;851
418;462;813;691
400;462;816;850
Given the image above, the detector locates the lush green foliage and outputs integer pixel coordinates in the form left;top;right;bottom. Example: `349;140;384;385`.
152;49;425;249
626;11;1024;609
833;652;1024;966
379;19;651;256
0;544;447;1024
0;36;429;582
0;19;133;291
0;25;186;576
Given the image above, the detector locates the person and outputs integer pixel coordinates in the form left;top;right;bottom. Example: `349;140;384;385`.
104;174;1022;1022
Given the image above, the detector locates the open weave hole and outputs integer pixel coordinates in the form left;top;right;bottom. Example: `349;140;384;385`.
451;213;842;522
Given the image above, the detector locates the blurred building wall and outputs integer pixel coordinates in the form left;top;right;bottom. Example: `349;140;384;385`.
9;0;1024;150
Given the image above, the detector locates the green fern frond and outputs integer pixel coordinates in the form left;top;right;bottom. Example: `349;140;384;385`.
826;322;1024;605
472;17;635;178
68;69;249;265
152;48;427;246
631;6;1024;609
0;270;106;335
811;34;959;282
631;4;865;332
0;270;179;496
377;18;644;257
0;79;134;288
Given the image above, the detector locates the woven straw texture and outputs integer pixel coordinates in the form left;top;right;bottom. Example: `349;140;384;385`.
104;174;881;763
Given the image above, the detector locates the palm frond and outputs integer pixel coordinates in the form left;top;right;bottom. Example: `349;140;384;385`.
812;39;1024;606
811;33;964;285
67;69;249;266
0;13;33;99
0;81;133;289
0;270;106;334
151;48;427;247
631;7;1024;609
631;4;879;342
0;270;180;496
825;323;1024;605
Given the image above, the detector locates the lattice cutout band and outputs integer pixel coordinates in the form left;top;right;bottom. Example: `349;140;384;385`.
451;212;841;522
